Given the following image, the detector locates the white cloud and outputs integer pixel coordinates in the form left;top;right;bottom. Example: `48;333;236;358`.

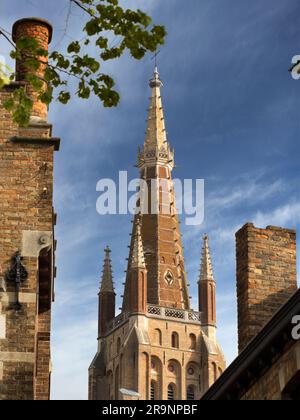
254;202;300;229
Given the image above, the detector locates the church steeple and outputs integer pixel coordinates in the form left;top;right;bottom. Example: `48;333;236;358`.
138;66;174;169
89;67;227;402
198;235;217;327
122;67;190;311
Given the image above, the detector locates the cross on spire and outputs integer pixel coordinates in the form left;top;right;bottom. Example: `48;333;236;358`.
151;50;161;68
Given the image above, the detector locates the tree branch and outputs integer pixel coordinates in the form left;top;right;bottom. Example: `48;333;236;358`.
0;29;15;48
70;0;94;17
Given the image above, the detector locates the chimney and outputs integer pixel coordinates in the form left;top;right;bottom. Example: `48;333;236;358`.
12;17;53;123
236;223;297;353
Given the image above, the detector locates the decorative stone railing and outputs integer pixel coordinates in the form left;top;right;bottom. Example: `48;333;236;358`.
107;311;129;332
106;305;201;334
147;305;201;324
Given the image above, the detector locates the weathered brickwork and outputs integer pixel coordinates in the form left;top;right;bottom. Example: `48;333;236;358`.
242;341;300;400
12;18;53;122
236;223;297;353
202;224;300;401
0;18;58;400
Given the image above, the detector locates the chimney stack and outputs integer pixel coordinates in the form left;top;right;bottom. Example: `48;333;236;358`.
236;223;297;353
12;17;53;122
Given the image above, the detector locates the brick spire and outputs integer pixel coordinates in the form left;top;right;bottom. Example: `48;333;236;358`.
122;67;190;311
198;235;216;327
123;218;148;314
100;246;114;293
98;247;115;338
199;235;215;282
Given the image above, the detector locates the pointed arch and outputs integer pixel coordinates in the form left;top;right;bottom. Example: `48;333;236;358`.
189;333;197;350
171;331;179;348
154;328;162;346
150;355;162;399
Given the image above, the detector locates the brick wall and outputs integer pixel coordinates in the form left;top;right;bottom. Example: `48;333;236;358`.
0;18;58;400
236;224;297;353
241;341;300;400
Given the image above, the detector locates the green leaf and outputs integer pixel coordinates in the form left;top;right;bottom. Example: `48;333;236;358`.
58;91;71;104
85;18;100;36
67;41;81;54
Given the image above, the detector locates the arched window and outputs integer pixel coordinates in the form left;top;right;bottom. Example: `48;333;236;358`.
151;380;157;400
171;332;179;349
218;367;223;378
151;356;163;399
154;328;162;346
187;385;195;400
189;333;196;350
168;383;175;400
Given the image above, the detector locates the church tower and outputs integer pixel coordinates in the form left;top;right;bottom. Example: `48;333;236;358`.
89;67;225;400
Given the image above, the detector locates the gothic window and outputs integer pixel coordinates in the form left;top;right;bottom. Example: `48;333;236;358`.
171;332;179;349
165;270;174;286
151;381;157;400
168;383;175;400
187;385;195;400
151;356;162;399
189;333;196;350
154;328;162;346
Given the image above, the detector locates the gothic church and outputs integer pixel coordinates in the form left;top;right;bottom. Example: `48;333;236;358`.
88;68;225;400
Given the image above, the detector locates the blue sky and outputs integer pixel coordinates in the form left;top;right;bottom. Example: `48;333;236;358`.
1;0;300;400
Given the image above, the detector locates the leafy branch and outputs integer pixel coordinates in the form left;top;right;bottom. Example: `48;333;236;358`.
0;0;166;126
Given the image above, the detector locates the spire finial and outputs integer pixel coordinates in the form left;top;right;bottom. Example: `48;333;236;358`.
149;52;163;89
199;234;215;283
100;246;114;292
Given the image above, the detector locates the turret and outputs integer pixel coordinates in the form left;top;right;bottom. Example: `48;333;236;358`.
98;246;115;339
127;219;148;314
198;235;217;328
